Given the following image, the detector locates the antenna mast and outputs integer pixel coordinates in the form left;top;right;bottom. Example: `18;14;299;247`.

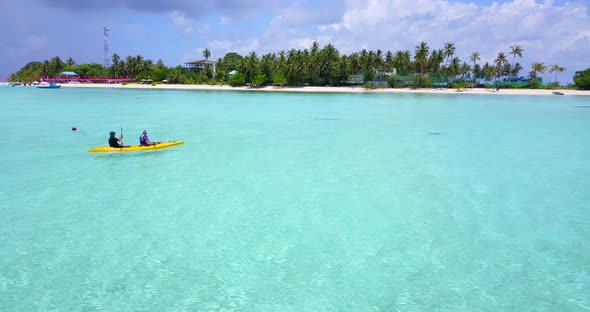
103;26;109;68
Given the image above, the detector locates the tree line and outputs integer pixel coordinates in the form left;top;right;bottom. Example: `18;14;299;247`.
10;41;587;89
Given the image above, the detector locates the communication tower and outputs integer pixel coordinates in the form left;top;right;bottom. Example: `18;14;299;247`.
103;27;109;68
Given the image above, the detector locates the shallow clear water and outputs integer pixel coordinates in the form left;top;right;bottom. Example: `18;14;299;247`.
1;86;589;311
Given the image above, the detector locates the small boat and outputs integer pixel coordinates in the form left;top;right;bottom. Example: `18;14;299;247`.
37;82;61;89
88;141;184;153
552;91;564;95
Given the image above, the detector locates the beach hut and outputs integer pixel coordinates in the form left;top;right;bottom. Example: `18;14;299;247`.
58;71;78;83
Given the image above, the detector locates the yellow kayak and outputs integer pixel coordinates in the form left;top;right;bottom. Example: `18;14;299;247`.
89;141;184;153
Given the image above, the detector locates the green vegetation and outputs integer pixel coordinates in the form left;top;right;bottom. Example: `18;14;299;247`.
9;41;582;89
573;68;590;90
228;73;245;87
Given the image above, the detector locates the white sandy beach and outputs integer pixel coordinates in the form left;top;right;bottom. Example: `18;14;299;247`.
54;83;590;96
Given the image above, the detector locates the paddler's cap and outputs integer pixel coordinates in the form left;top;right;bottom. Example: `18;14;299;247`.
110;131;116;135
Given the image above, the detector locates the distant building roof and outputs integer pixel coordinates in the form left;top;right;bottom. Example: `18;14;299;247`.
184;60;216;65
61;71;77;76
228;70;237;75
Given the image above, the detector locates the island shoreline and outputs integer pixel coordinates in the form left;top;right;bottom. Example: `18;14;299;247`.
54;83;590;96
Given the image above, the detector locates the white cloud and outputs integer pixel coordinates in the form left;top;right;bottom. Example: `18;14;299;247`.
209;40;235;50
25;34;49;49
197;23;210;33
180;48;206;63
220;16;232;26
171;11;194;35
209;39;260;56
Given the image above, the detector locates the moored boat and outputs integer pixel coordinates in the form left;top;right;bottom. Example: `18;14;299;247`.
37;82;61;89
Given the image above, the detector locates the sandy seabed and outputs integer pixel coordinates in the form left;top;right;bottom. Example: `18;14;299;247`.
57;83;589;96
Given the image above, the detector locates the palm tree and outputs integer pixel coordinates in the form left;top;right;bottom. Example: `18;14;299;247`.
530;62;547;87
359;49;373;82
511;62;523;79
549;64;566;84
482;62;495;83
240;51;258;84
460;62;471;81
277;50;286;69
385;51;394;72
374;49;384;74
508;45;523;75
259;53;275;82
202;48;212;77
49;56;65;75
443;42;455;84
392;51;411;75
308;41;321;85
428;49;444;74
41;60;50;77
470;52;481;87
414;42;429;87
111;53;123;77
443;43;456;63
168;66;183;84
336;54;349;85
508;45;523;86
66;58;76;67
318;43;340;85
136;55;148;76
531;62;546;77
348;52;360;76
203;48;211;62
448;57;461;81
121;55;147;78
285;49;305;86
494;52;508;87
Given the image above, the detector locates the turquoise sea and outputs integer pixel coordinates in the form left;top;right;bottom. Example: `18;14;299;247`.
1;86;589;311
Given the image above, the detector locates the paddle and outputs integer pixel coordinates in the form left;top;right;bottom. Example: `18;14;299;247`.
120;124;126;148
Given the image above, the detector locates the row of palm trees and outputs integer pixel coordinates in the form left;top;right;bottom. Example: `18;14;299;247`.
207;41;566;87
33;56;76;77
9;54;170;82
10;41;568;87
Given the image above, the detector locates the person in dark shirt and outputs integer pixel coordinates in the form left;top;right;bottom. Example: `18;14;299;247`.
109;131;130;148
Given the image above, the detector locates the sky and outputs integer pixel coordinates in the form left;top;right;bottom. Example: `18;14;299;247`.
1;0;589;84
